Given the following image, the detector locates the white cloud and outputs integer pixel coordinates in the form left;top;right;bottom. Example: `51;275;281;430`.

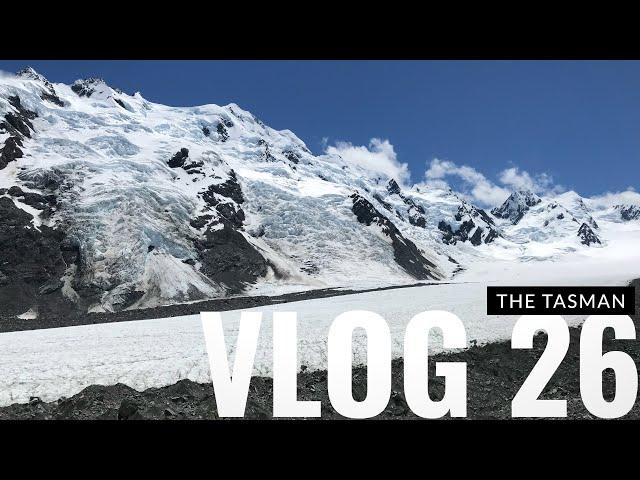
498;167;560;193
326;138;410;185
587;189;640;208
424;159;564;208
425;158;510;207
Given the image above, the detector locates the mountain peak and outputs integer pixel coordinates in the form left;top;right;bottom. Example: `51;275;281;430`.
71;77;117;98
17;66;51;85
513;189;540;202
491;190;542;224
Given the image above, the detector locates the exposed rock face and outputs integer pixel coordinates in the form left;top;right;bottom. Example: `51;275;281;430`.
216;122;229;141
190;169;267;291
71;78;107;98
195;224;269;294
0;137;24;169
577;223;601;246
408;211;426;228
386;179;402;195
202;170;244;205
0;96;37;170
18;67;65;107
283;150;301;164
6;186;56;217
439;204;500;246
385;179;428;229
0;197;77;318
258;139;277;162
351;193;441;280
617;205;640;221
492;190;542;224
167;148;190;168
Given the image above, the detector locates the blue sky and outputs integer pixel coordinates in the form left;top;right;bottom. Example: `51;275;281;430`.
1;60;638;203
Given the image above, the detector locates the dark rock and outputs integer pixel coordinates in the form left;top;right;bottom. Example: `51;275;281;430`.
18;169;63;191
469;227;484;246
196;223;269;293
408;212;426;228
147;245;155;253
70;78;107;98
202;126;210;137
3;98;36;138
373;193;392;211
113;98;127;109
283;150;301;164
202;171;244;205
0;137;24;170
0;197;33;226
168;148;189;168
38;279;63;295
18;67;65;107
7;96;36;120
216;122;229;142
440;205;500;246
578;223;601;246
40;90;65;107
0;97;37;170
118;399;143;420
351;193;441;280
260;142;277;162
386;179;401;195
476;208;496;227
190;214;213;230
617;205;640;221
6;188;53;211
484;228;499;244
404;197;425;215
215;203;245;229
7;186;23;197
0;197;76;318
491;190;541;224
183;159;204;174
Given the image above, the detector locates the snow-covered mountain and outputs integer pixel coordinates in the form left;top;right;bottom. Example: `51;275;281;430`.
1;68;639;319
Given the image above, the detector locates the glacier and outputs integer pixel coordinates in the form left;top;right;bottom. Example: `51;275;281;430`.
1;67;640;320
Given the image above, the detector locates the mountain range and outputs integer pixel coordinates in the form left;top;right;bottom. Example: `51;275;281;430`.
1;68;639;320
